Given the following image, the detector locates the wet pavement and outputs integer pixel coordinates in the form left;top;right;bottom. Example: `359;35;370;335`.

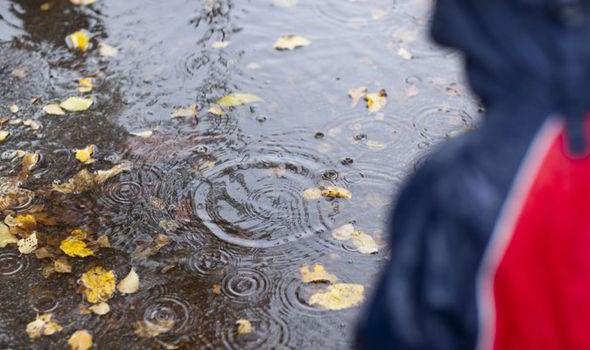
0;0;478;348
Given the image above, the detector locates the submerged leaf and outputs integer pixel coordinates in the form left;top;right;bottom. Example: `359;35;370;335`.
117;268;139;294
300;264;337;284
74;145;96;164
17;232;38;254
171;104;197;118
0;130;9;142
68;330;93;350
365;89;387;113
20;152;40;178
88;302;110;315
274;34;311;50
207;105;225;116
236;319;253;335
52;162;131;194
134;319;174;338
331;224;354;241
60;97;93;112
211;41;230;49
132;234;171;258
54;257;73;273
309;283;365;310
216;93;262;107
303;187;322;200
26;313;62;339
80;266;116;303
350;230;378;254
0;222;18;247
43;104;66;116
65;30;91;52
98;42;118;57
321;186;352;199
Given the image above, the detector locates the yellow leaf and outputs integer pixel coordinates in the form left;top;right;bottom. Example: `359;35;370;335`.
21;152;40;178
60;237;94;257
365;89;387;113
23;119;42;130
350;230;378;254
309;283;365;310
321;186;352;199
78;78;93;93
60;97;93;112
65;30;91;52
10;104;19;113
207;105;225;116
211;41;230;49
54;256;72;273
117;268;139;294
96;235;110;248
0;130;9;142
68;330;93;350
74;145;96;164
80;266;116;303
273;34;311;50
0;222;17;247
300;264;337;284
98;42;118;57
40;2;52;11
331;224;354;241
43;104;66;116
236;319;253;335
52;162;131;194
303;187;322;200
216;93;263;107
129;130;153;138
88;302;110;315
348;86;368;107
171;104;197;118
26;314;62;339
17;232;38;254
134;319;174;338
70;0;97;5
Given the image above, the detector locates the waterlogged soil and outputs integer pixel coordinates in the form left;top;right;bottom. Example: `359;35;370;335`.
0;0;478;348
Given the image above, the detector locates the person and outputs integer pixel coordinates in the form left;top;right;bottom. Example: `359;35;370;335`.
355;0;590;349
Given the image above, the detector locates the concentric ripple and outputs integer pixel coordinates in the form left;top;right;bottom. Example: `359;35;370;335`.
406;104;475;141
221;268;270;303
0;251;30;277
311;0;397;32
220;307;291;350
185;244;239;277
274;272;333;318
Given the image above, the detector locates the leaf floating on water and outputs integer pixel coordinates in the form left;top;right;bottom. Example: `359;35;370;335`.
331;224;354;241
95;235;110;248
300;264;337;284
272;0;297;7
20;151;40;179
74;145;96;164
40;2;52;11
216;93;263;107
88;302;110;315
17;232;38;254
60;97;93;112
54;256;73;273
207;105;225;116
78;78;93;93
10;104;19;113
98;42;118;57
117;268;139;294
171;104;197;118
65;30;91;52
23;119;42;130
52;162;131;194
309;283;365;310
236;319;253;335
321;186;352;199
80;266;116;303
134;319;174;338
43;104;66;116
0;222;17;247
132;234;171;258
60;237;94;258
348;86;368;107
70;0;97;5
211;41;230;49
129;129;153;138
0;130;10;142
350;230;378;254
397;47;413;60
274;34;311;50
68;330;93;350
5;214;37;232
365;89;387;113
303;187;322;200
26;313;62;339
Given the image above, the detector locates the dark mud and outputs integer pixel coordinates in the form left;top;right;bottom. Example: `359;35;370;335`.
0;0;478;348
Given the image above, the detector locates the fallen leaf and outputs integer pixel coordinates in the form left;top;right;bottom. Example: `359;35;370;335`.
60;237;94;258
117;268;139;294
134;319;174;338
159;219;180;232
397;47;413;60
321;186;352;199
0;222;17;247
60;97;93;112
309;283;365;310
0;130;9;142
43;104;66;116
171;104;197;118
26;314;62;339
236;319;253;335
23;119;42;130
132;234;171;258
20;152;40;178
211;41;229;49
129;130;153;138
78;78;93;93
273;34;311;50
98;42;118;57
272;0;297;7
74;145;96;164
35;247;56;260
5;214;37;231
365;89;387;113
350;230;378;254
80;266;116;303
216;93;262;107
88;302;110;315
406;84;419;97
207;105;225;116
54;256;73;273
70;0;97;5
348;86;368;107
212;284;222;295
300;264;337;284
10;104;19;113
65;30;91;52
52;162;131;194
40;2;52;11
95;235;110;248
68;330;93;350
17;232;38;254
331;224;354;241
303;187;322;200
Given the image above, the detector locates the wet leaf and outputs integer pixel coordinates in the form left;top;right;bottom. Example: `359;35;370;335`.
70;0;97;5
96;235;110;248
35;247;56;260
40;2;52;11
236;319;253;335
23;119;42;130
134;319;174;338
0;222;18;247
0;130;10;142
54;256;73;273
397;47;413;60
302;187;322;200
20;152;40;179
331;224;354;241
10;104;19;113
98;42;118;57
212;284;222;295
117;268;139;294
211;41;230;49
17;232;38;254
365;89;387;113
65;30;91;52
60;97;93;112
60;237;94;258
350;230;378;254
216;93;263;107
207;105;225;116
321;186;352;199
272;0;297;7
159;219;180;232
68;330;93;350
273;34;311;50
348;86;368;107
130;129;153;138
132;234;171;258
43;104;66;116
78;78;93;93
88;302;110;315
309;283;365;310
26;313;62;339
74;145;96;164
80;266;116;303
300;264;337;284
5;214;37;231
53;162;131;194
171;104;197;118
